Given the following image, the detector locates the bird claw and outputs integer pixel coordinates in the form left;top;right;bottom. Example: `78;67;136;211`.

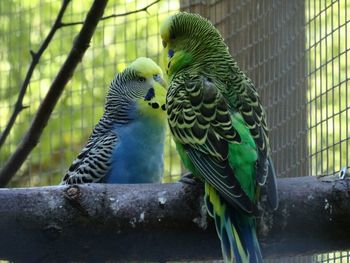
179;172;198;185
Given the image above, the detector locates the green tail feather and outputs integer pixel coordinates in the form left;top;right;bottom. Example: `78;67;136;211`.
205;183;263;263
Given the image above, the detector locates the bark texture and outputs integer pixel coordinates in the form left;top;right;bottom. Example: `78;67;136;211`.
0;176;349;262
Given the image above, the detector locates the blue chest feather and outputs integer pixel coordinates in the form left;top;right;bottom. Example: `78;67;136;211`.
105;116;165;183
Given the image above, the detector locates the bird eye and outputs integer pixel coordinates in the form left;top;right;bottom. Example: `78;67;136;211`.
138;76;146;82
162;40;167;48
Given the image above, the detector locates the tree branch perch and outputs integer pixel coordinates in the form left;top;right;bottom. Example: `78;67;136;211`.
0;176;349;262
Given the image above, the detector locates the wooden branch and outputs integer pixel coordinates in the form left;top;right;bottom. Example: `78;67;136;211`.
60;0;161;27
0;176;350;262
0;0;109;187
0;0;71;149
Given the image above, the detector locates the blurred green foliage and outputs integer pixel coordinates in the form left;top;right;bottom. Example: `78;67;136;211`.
306;0;350;175
0;0;181;186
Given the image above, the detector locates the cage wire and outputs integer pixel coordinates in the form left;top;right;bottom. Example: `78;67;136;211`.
0;0;349;262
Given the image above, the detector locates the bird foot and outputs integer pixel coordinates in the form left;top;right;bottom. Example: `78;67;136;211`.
179;172;198;185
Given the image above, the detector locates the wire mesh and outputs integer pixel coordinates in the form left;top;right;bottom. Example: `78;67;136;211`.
306;2;350;262
0;0;181;186
0;0;349;262
306;0;350;178
183;0;309;179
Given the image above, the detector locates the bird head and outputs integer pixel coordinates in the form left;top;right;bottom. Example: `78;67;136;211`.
106;57;167;123
160;12;227;79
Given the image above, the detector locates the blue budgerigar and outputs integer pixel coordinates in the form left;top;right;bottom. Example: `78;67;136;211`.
61;57;167;184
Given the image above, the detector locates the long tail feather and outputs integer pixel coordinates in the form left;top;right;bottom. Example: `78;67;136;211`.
205;183;263;263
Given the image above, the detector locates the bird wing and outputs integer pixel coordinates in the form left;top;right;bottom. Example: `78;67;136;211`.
167;75;258;215
228;75;278;208
61;132;118;184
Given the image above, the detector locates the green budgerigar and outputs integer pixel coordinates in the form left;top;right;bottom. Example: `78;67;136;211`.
161;12;278;263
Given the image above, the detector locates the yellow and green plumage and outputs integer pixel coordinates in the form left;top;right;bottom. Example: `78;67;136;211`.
161;13;278;262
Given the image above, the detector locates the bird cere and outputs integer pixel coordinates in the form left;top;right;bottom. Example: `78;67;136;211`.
61;11;278;263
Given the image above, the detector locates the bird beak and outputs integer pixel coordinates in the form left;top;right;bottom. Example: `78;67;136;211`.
153;74;167;89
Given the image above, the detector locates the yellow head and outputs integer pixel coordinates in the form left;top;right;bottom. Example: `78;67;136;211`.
106;57;167;123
